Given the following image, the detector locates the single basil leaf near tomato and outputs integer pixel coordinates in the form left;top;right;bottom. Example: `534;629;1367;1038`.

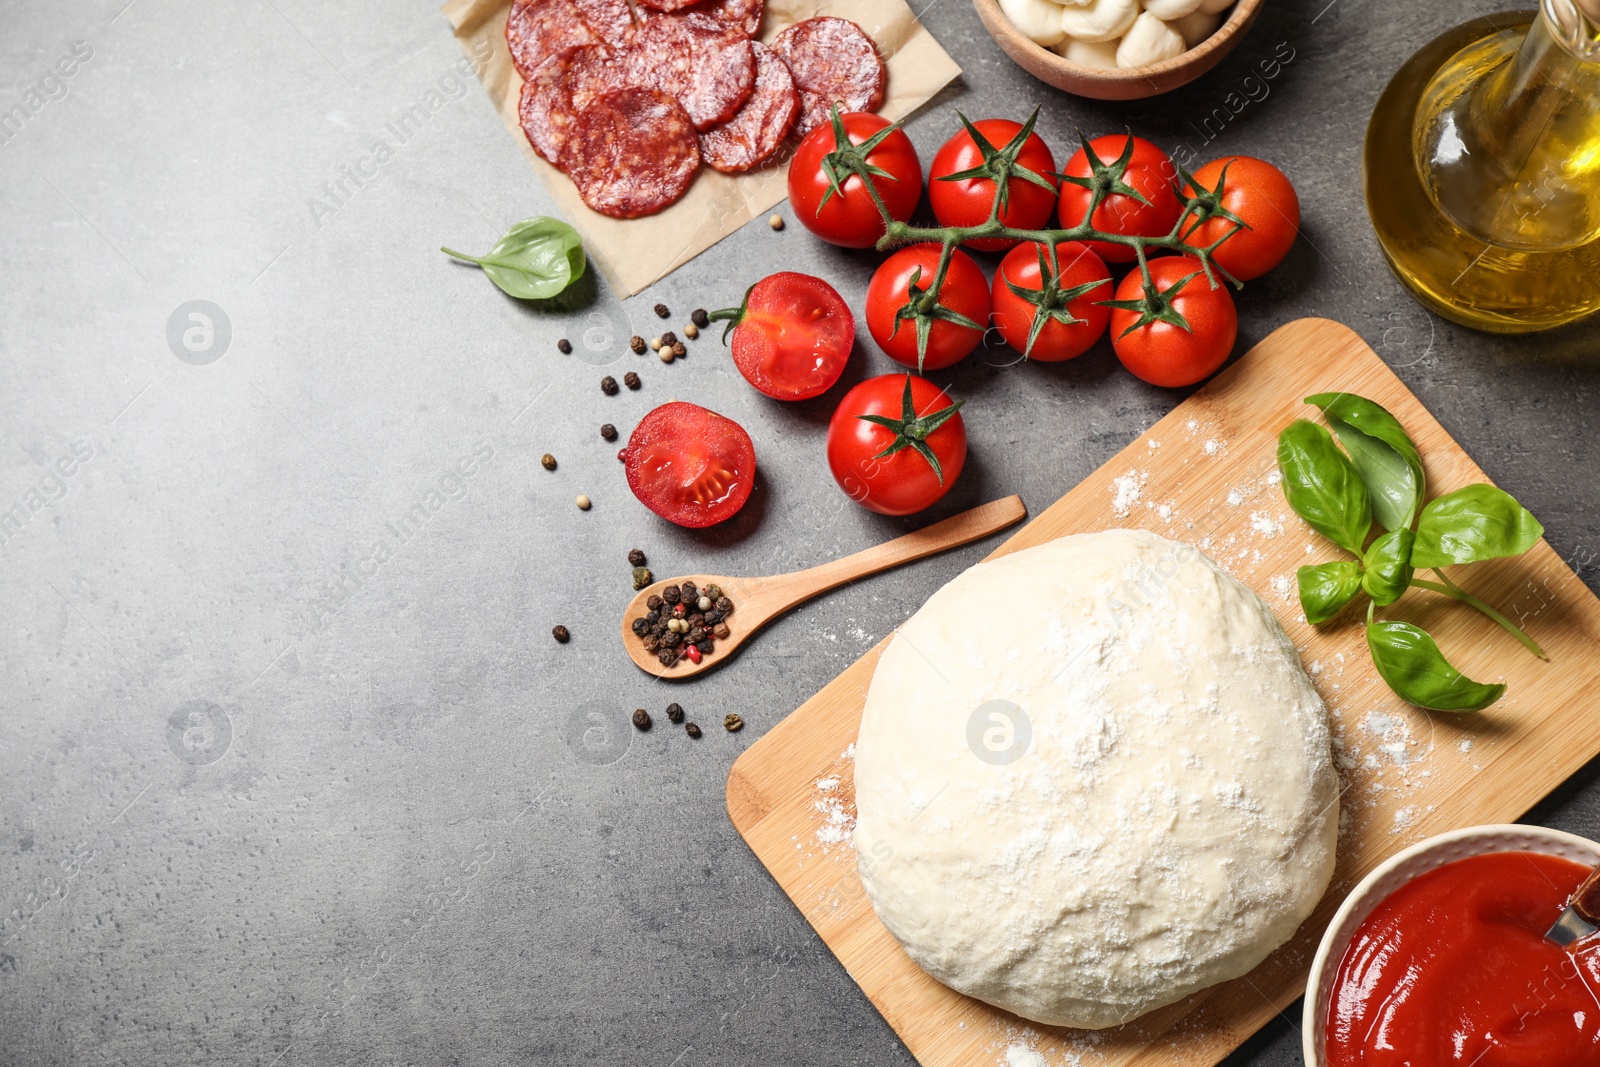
441;217;586;300
1277;419;1373;555
1365;619;1505;712
1410;484;1545;569
1299;561;1364;624
1304;392;1425;533
1361;528;1415;607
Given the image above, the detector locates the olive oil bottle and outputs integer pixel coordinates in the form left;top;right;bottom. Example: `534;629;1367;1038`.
1365;0;1600;332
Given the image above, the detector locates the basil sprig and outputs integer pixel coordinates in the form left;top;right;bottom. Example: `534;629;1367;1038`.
442;217;586;300
1277;392;1546;713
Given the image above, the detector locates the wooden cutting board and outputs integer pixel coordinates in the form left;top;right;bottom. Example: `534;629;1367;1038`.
726;318;1600;1067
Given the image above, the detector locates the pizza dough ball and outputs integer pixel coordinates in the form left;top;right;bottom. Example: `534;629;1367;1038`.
854;529;1338;1029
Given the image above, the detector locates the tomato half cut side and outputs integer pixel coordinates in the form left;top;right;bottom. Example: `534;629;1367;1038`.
723;272;856;401
622;402;757;528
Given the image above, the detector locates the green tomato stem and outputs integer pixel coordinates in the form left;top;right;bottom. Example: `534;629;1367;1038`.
1408;575;1547;660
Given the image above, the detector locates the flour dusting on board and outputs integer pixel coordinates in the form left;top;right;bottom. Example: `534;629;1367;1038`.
1110;470;1148;518
812;745;857;852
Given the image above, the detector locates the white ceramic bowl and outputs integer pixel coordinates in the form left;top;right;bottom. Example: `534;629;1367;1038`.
1303;824;1600;1067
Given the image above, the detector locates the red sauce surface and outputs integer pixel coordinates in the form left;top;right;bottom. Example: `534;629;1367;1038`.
1326;851;1600;1067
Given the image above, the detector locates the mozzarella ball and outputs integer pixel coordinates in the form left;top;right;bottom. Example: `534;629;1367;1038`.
1001;0;1069;45
1050;34;1120;68
1172;9;1222;46
1116;11;1186;67
1058;0;1139;43
1141;0;1203;17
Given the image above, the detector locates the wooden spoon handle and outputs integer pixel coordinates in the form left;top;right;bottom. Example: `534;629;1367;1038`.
762;495;1027;615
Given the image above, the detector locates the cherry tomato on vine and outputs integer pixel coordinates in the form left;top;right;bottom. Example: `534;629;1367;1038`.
990;241;1112;362
1106;256;1237;388
709;272;855;400
929;116;1060;252
1057;134;1182;264
622;402;756;527
827;374;967;516
788;112;922;249
865;243;991;371
1181;156;1300;281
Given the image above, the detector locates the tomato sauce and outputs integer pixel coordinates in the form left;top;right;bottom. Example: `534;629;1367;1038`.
1326;851;1600;1067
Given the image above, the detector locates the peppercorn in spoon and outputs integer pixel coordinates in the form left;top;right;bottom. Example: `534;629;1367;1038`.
620;495;1027;679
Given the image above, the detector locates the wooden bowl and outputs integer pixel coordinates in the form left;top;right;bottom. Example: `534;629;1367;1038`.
971;0;1266;101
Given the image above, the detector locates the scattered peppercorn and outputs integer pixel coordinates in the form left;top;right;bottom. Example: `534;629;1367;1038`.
646;594;663;610
685;722;702;739
601;376;619;396
671;341;687;359
623;371;641;390
661;331;677;347
632;566;653;590
649;335;663;351
600;423;618;442
691;308;710;329
665;702;685;724
632;708;651;731
659;348;675;364
684;323;699;340
557;338;573;354
724;714;743;732
552;625;570;643
576;495;592;510
654;302;670;319
628;549;647;567
540;453;557;471
768;214;785;231
629;335;646;354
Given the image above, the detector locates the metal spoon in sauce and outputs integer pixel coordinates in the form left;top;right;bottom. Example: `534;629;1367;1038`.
1546;864;1600;947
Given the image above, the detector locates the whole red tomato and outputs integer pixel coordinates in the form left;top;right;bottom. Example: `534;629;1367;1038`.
622;402;756;527
929;117;1059;252
827;374;967;516
1181;156;1300;281
990;241;1111;362
1057;134;1182;264
715;272;855;400
1108;257;1237;388
865;243;991;371
788;112;922;249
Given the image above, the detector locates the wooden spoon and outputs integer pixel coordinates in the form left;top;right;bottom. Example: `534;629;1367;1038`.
621;495;1027;679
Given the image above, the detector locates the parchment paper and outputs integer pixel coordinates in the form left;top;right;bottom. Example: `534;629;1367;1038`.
443;0;962;296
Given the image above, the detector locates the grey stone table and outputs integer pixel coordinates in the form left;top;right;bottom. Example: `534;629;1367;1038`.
3;1;1597;1064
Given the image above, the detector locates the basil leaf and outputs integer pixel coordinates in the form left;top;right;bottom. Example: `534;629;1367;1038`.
1366;619;1505;712
1410;484;1545;569
1361;529;1415;607
1305;392;1425;532
441;217;586;300
1299;561;1364;624
1277;419;1373;555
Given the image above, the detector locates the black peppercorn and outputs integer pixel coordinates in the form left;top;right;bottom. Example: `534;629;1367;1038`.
671;341;687;359
658;647;679;666
696;640;714;655
715;596;732;613
552;625;570;643
600;376;619;396
541;453;557;471
632;617;650;636
662;586;681;605
600;423;618;442
646;594;663;610
632;708;651;731
680;581;698;599
665;702;685;724
691;308;709;328
557;338;573;354
685;722;702;739
661;331;677;347
623;371;641;390
628;548;646;566
653;303;670;319
642;634;660;652
662;631;682;648
713;623;730;639
629;335;646;354
704;609;723;625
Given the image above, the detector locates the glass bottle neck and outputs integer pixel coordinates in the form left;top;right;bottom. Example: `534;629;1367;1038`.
1415;0;1600;251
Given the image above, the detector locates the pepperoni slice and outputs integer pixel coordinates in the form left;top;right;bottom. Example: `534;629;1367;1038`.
700;43;797;174
634;0;703;9
623;14;755;131
771;17;886;139
506;0;599;79
560;88;701;218
518;48;585;164
642;0;762;36
571;0;634;44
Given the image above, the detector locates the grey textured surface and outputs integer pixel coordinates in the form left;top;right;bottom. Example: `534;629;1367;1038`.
3;1;1598;1065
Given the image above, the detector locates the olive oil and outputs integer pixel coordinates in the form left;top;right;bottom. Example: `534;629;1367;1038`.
1365;4;1600;332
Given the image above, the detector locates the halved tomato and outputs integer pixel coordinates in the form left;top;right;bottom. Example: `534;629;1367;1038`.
622;402;756;527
